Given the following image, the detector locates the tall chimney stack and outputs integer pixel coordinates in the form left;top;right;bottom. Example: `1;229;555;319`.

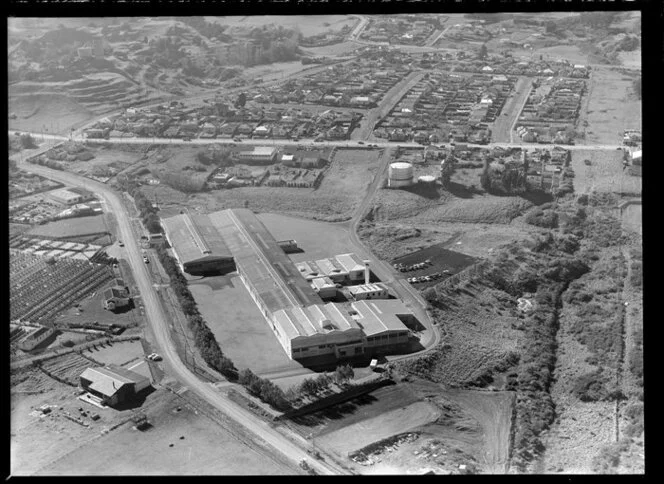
364;261;370;285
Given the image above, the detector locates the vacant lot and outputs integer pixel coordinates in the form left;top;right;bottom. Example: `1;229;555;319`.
176;149;383;222
65;145;143;179
359;219;539;261
570;149;641;195
371;188;533;226
319;401;441;455
289;379;513;474
533;44;590;65
257;212;354;262
27;214;109;239
189;274;302;375
83;340;144;367
580;67;641;146
34;388;293;475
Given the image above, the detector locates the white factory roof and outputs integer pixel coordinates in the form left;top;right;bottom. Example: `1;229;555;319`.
249;146;277;156
272;303;360;340
335;253;366;273
632;150;642;161
351;300;409;336
311;276;335;290
348;283;388;295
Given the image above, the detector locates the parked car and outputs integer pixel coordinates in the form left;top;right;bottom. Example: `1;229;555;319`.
118;241;124;247
143;255;150;263
147;353;162;361
358;141;365;145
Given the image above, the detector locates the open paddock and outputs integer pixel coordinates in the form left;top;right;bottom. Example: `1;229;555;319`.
188;274;302;375
27;215;109;240
256;212;353;262
570;149;641;195
32;389;292;475
580;66;641;146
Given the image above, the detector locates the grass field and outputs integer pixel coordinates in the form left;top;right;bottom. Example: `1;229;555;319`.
27;214;109;239
371;188;533;226
32;389;293;475
8;94;94;134
256;213;354;262
188;274;303;375
580;67;641;146
570;149;641;195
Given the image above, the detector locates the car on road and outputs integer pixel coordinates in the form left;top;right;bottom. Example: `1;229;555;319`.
358;141;365;145
143;255;150;263
182;137;192;142
147;353;162;361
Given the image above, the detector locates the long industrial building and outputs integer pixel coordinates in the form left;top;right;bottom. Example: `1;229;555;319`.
162;208;417;362
161;213;236;275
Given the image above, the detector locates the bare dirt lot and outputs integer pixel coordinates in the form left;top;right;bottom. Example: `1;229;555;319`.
579;67;641;146
189;274;303;376
289;379;514;474
83;339;144;367
570;149;641;195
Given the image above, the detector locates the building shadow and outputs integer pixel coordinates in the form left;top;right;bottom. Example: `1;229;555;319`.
110;298;136;314
518;189;554;205
444;181;476;199
112;386;156;411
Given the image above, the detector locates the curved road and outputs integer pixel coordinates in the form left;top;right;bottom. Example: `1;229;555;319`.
12;152;347;476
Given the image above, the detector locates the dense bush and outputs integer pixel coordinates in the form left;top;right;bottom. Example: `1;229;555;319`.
525;208;558;228
238;368;290;411
572;370;608;401
630;261;642;287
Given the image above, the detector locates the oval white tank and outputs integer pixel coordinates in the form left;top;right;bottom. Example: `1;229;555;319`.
418;175;436;184
388;162;413;188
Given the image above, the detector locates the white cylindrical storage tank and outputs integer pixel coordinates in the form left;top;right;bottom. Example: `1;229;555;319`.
418;175;436;184
388;162;414;188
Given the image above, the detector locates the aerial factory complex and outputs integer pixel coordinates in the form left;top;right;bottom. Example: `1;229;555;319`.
163;209;415;362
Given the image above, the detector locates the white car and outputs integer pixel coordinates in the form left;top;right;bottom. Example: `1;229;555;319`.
147;353;162;361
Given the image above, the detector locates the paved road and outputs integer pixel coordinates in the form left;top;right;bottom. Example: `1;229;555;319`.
11;153;348;476
488;76;532;144
16;131;624;153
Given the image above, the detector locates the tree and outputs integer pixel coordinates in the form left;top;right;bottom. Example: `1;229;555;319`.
235;92;247;108
20;133;37;149
479;43;488;60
